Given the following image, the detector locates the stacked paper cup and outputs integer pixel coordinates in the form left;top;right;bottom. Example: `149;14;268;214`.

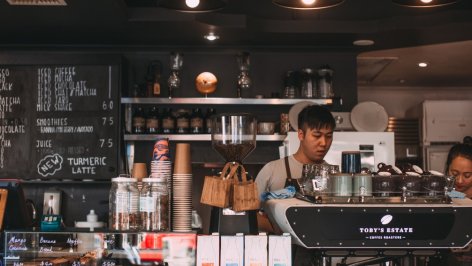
150;138;173;228
172;143;193;232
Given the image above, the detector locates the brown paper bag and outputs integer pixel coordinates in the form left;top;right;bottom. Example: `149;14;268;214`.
232;164;261;212
200;162;239;208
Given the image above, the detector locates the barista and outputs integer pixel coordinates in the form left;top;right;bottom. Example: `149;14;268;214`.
255;104;336;197
446;137;472;198
255;104;335;266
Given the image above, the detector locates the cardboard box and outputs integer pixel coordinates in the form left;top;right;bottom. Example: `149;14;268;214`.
268;234;291;266
220;234;244;266
197;234;220;266
245;233;268;266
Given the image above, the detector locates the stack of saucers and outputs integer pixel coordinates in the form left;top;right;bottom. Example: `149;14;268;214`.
172;143;193;232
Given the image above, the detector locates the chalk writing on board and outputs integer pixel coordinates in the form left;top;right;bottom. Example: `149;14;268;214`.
37;153;64;177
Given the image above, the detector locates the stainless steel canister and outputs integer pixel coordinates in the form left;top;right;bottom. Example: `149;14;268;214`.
330;173;352;197
317;67;334;98
353;173;372;196
341;151;361;174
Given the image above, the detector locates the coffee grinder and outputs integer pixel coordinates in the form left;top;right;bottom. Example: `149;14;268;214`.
209;113;258;234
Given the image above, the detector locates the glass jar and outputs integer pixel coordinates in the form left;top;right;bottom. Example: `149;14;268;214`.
317;66;334;98
190;108;204;134
300;68;317;98
282;71;297;99
128;178;140;230
109;176;139;231
205;108;216;134
132;107;145;134
146;106;160;134
139;178;169;231
161;108;175;134
175;109;190;134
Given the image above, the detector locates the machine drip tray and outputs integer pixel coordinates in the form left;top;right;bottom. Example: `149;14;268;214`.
296;193;452;205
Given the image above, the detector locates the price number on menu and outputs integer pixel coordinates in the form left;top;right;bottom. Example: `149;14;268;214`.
102;117;114;126
101;260;116;266
99;138;113;148
102;100;114;111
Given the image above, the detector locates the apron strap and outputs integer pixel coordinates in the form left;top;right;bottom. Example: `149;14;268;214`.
284;156;292;180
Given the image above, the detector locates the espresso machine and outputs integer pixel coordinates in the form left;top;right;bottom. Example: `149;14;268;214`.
209;113;258;235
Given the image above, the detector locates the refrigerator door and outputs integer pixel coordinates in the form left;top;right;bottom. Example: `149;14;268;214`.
423;145;453;173
422;100;472;144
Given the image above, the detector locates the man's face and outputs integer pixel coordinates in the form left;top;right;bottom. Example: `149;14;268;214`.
298;126;334;163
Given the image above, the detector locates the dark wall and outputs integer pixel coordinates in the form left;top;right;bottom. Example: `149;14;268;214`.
1;48;358;230
124;49;358;110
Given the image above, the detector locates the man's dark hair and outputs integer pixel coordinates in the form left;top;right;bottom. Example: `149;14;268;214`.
445;137;472;173
297;104;335;132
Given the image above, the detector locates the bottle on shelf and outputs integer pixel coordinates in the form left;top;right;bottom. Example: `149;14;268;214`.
190;107;204;134
146;106;160;134
176;109;190;134
146;60;163;97
204;108;216;134
132;106;146;134
161;108;175;134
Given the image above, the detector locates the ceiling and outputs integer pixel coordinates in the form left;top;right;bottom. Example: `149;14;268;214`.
0;0;472;87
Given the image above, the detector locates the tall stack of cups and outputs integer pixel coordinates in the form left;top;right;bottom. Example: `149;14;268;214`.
172;143;193;232
149;138;172;230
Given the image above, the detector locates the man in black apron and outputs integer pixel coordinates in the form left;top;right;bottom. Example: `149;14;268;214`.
255;104;336;266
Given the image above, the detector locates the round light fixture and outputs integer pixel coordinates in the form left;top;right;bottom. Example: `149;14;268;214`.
204;33;220;41
392;0;460;8
418;62;428;67
273;0;344;10
301;0;317;5
353;39;375;46
185;0;200;8
160;0;226;12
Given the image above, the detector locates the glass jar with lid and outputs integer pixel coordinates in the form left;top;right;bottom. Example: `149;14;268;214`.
139;177;169;231
190;108;204;134
109;175;140;231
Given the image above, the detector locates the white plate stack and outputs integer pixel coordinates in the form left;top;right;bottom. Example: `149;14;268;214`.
172;143;193;232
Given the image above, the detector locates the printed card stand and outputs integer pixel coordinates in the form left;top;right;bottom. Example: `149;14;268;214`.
268;234;292;266
196;233;220;266
221;234;244;266
245;233;268;266
40;214;63;231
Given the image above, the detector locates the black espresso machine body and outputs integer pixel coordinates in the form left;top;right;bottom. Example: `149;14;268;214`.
266;197;472;254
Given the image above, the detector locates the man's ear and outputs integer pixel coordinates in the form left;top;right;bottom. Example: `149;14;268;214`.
297;128;304;141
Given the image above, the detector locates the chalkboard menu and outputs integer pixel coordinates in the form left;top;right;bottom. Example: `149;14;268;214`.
0;63;120;180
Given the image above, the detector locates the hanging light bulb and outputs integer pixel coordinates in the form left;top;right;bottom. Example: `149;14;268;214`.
392;0;459;8
273;0;344;10
301;0;316;5
185;0;200;8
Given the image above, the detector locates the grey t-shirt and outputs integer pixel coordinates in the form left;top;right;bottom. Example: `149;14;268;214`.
255;155;304;197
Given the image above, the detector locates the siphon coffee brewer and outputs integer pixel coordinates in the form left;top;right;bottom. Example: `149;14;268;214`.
209;113;258;234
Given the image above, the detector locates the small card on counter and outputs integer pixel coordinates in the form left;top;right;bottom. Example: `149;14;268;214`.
268;234;291;266
221;234;244;266
197;233;220;266
245;233;268;266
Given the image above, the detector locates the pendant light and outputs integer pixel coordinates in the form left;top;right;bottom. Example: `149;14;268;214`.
272;0;345;10
392;0;460;8
159;0;227;13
